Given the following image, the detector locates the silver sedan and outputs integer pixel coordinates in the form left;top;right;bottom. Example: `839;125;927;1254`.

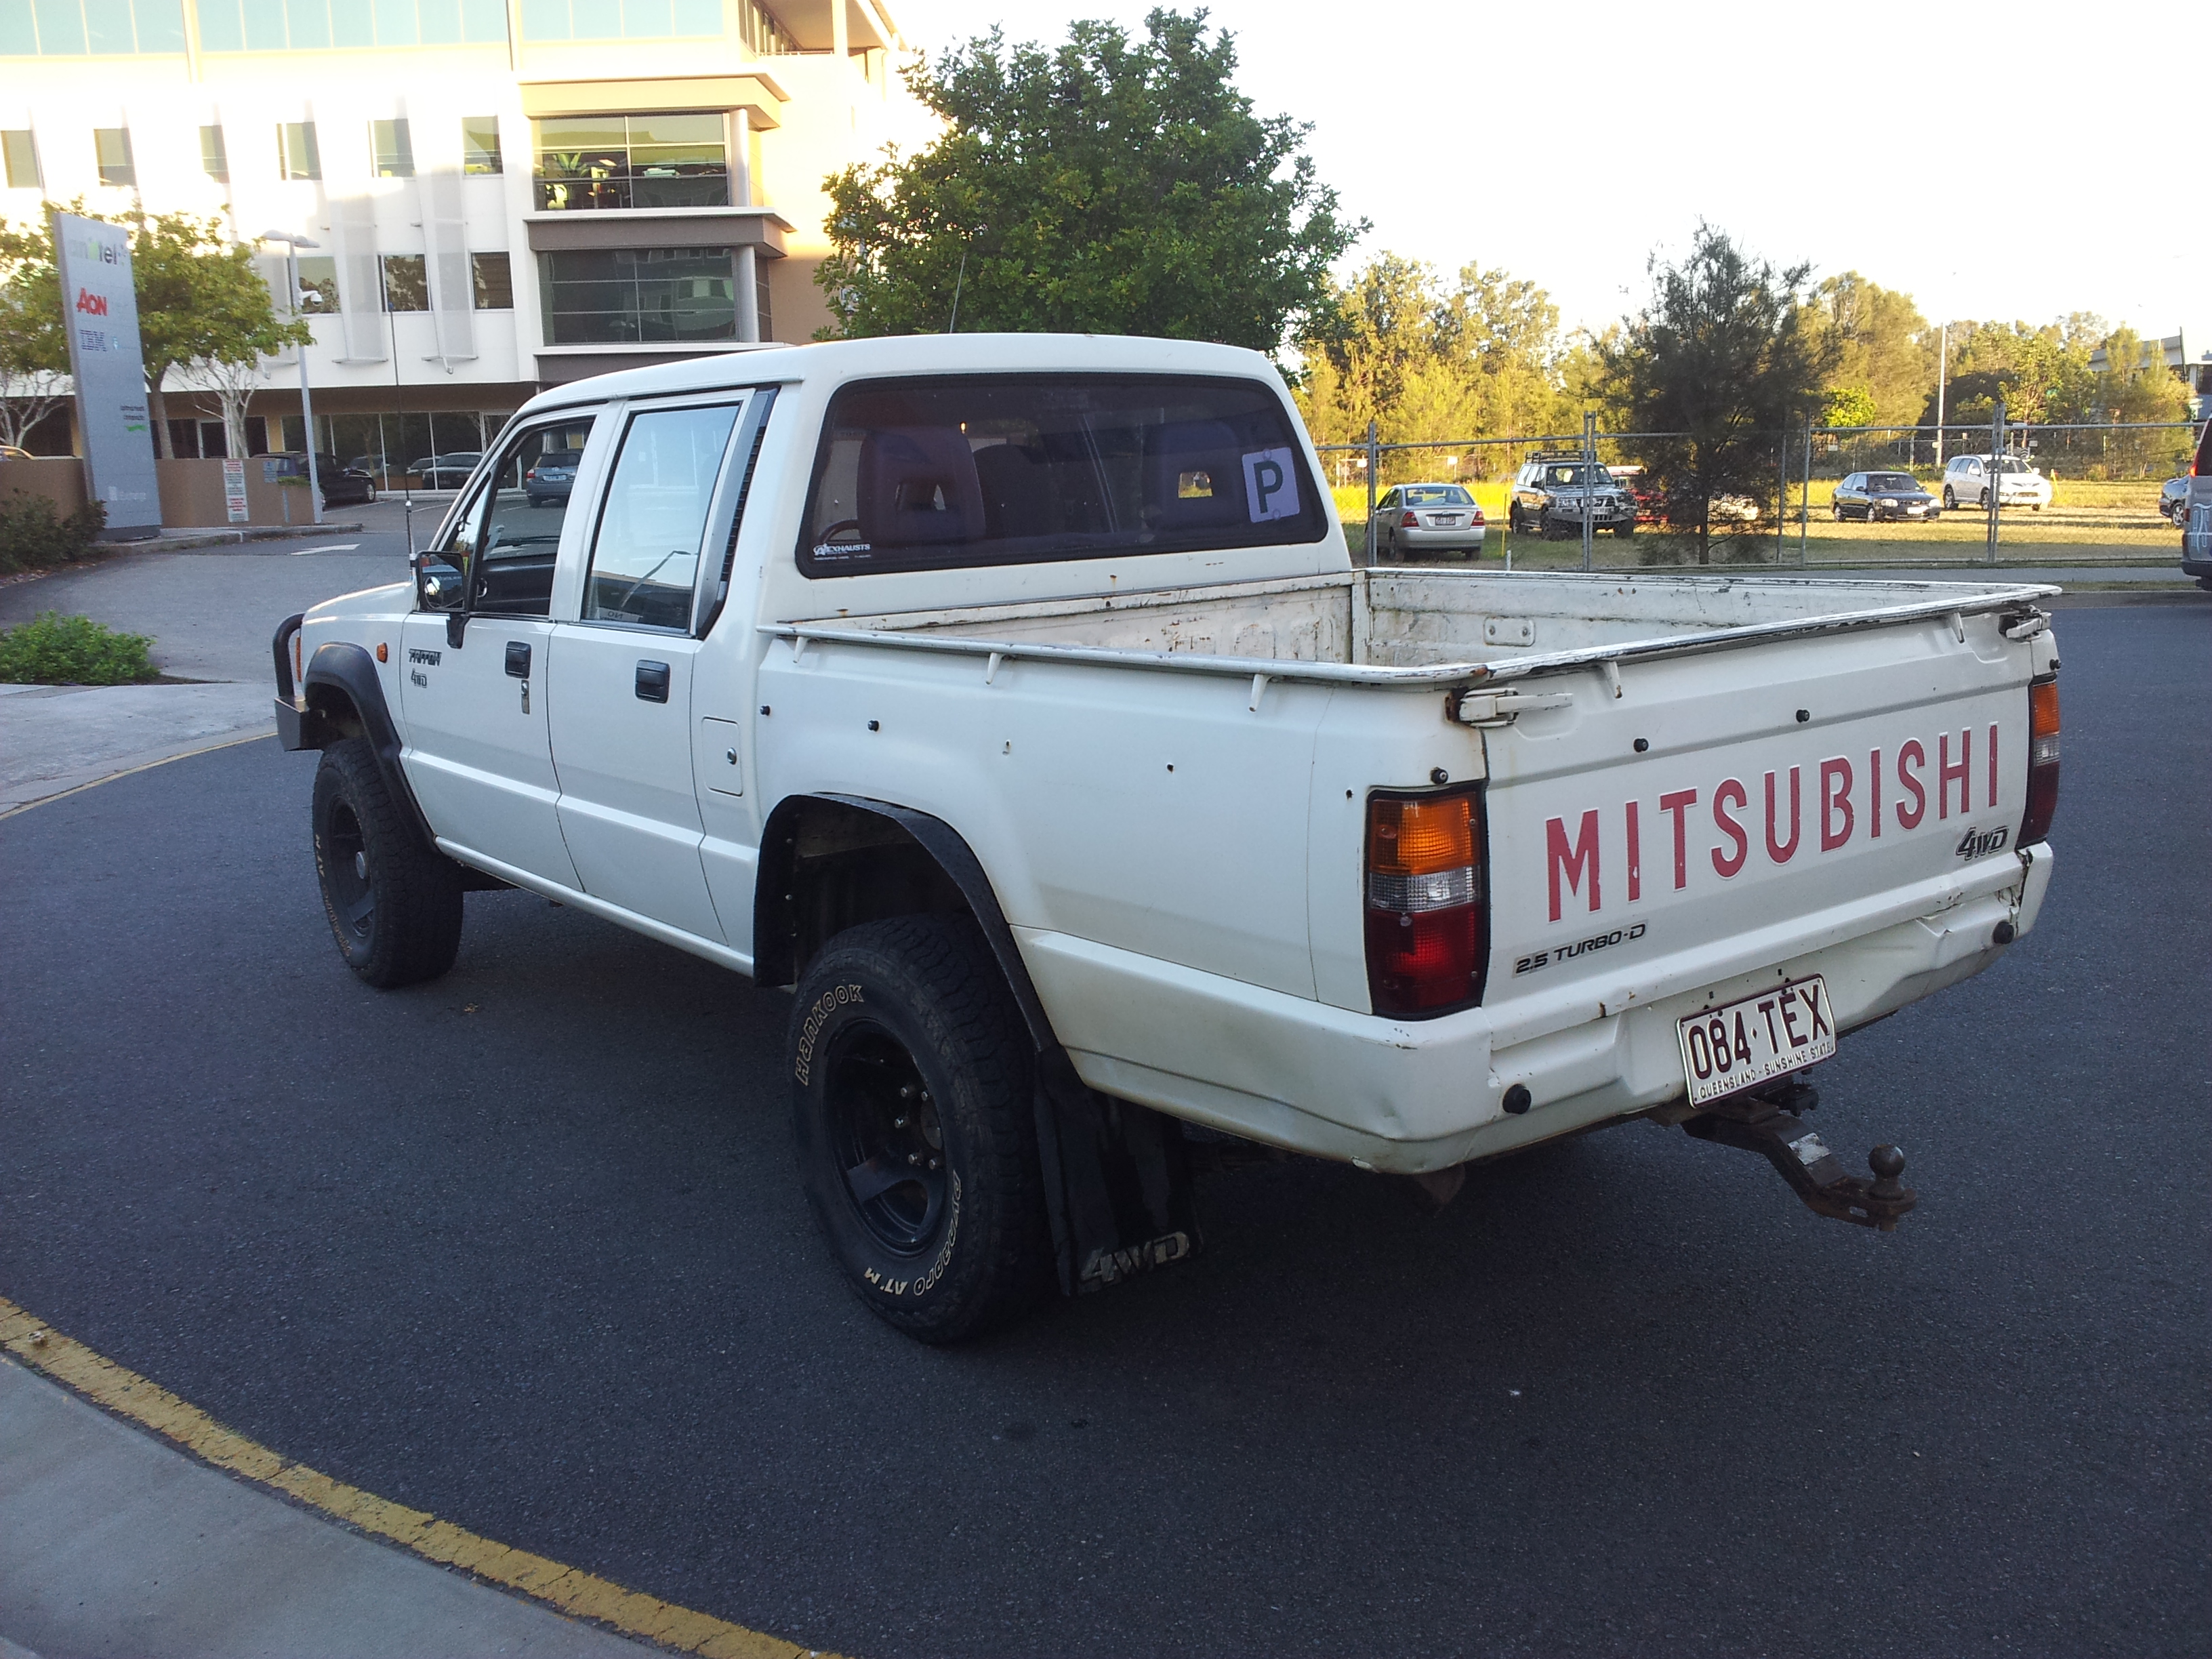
1371;483;1488;559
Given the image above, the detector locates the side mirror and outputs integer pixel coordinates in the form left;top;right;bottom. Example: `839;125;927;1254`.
415;548;466;613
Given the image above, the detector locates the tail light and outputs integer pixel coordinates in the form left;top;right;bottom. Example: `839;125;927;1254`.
1365;787;1488;1017
1471;508;1485;523
1400;510;1420;528
2018;674;2060;846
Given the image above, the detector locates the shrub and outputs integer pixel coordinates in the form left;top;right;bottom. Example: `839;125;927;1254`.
0;491;108;575
0;611;158;685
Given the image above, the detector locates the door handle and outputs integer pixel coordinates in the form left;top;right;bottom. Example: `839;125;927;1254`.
635;660;671;703
504;640;531;678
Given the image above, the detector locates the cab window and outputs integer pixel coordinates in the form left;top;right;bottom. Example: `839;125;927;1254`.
420;415;597;617
581;402;743;630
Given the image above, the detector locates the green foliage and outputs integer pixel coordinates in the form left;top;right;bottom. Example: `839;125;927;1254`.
0;489;106;574
1807;274;1933;428
0;611;155;685
1821;385;1879;428
816;8;1358;350
1603;224;1841;562
1294;253;1578;477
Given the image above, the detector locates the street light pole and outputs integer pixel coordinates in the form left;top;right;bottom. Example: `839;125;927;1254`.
260;230;323;525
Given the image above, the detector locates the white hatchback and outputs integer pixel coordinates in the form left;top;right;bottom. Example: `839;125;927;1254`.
1943;453;2051;511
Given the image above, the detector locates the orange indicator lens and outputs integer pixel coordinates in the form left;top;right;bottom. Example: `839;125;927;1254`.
2029;678;2059;739
1368;794;1475;876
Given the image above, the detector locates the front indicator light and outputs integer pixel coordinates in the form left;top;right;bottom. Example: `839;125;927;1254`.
1365;788;1487;1017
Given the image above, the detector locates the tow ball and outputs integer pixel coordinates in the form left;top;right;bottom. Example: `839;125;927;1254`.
1682;1082;1917;1231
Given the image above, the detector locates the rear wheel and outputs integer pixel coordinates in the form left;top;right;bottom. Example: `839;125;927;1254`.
311;737;463;988
1979;489;1991;509
1943;486;1957;510
789;916;1050;1343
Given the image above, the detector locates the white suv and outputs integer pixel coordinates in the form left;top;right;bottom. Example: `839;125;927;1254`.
1943;453;2051;512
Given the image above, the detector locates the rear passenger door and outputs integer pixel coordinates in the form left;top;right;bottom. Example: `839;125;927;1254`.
546;396;755;945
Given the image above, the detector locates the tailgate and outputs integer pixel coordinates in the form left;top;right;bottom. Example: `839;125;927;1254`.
1478;608;2046;1041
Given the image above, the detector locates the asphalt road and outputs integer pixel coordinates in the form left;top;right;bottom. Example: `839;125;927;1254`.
1;606;2205;1658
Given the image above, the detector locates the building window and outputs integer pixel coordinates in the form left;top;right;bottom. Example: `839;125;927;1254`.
737;0;795;56
519;0;722;42
462;117;501;175
381;255;428;311
539;247;736;346
295;256;340;313
195;0;506;51
534;113;729;212
471;253;513;310
0;0;187;55
94;127;136;188
755;264;772;343
371;119;414;178
1;131;40;190
200;125;228;182
279;122;321;180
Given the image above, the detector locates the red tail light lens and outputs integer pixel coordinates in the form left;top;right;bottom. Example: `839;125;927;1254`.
2018;675;2060;846
1471;508;1486;523
1365;788;1488;1017
1400;510;1419;528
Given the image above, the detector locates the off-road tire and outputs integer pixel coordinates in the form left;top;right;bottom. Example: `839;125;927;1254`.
1613;520;1635;537
311;737;464;989
789;916;1050;1343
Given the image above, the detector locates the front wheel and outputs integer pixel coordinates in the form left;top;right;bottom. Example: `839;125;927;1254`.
311;738;463;988
1613;520;1635;536
789;916;1050;1343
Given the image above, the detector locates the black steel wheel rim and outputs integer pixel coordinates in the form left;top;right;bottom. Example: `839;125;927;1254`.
823;1021;947;1256
323;801;374;941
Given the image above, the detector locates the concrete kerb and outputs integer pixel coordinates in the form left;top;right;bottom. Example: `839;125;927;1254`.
121;520;367;553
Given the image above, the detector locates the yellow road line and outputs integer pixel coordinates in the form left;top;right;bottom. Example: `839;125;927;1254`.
0;728;274;820
0;1295;839;1659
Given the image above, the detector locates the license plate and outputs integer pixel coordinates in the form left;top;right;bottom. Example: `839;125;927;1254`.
1676;976;1836;1105
1431;514;1460;526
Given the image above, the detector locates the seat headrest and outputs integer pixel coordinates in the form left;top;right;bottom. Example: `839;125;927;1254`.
858;426;985;548
1147;419;1248;531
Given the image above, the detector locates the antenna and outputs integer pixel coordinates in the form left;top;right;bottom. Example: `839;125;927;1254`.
947;248;968;333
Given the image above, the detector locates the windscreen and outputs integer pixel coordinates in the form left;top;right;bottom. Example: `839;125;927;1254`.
798;373;1327;577
1540;464;1613;488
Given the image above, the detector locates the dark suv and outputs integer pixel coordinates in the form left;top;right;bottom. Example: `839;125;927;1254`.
1509;453;1636;538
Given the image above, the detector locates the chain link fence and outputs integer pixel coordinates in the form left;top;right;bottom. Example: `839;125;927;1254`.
1318;413;2203;572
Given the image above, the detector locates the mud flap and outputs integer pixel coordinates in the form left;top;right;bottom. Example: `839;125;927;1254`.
1033;1050;1202;1295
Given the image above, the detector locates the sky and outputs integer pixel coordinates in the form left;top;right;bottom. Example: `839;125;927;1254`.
889;0;2208;355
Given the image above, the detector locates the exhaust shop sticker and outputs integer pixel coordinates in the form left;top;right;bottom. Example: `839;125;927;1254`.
1243;447;1300;523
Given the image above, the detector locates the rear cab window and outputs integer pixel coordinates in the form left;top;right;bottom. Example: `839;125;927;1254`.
796;373;1326;577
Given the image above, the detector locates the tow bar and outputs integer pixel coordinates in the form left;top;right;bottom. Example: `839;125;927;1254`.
1683;1083;1917;1231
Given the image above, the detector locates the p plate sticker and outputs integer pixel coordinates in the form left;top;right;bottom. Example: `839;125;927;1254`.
1242;447;1300;523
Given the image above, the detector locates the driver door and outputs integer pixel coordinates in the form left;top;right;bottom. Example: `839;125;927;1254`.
398;413;600;890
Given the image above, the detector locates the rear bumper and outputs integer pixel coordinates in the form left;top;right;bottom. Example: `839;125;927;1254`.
1023;844;2053;1174
1397;525;1488;548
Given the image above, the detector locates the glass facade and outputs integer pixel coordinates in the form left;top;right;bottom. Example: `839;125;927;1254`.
518;0;722;42
196;0;507;52
737;0;794;56
200;124;228;181
462;116;502;176
2;131;41;190
279;121;321;180
471;251;513;310
534;112;728;211
371;118;414;178
94;127;135;186
380;254;428;310
295;255;339;312
1;0;186;54
539;247;735;345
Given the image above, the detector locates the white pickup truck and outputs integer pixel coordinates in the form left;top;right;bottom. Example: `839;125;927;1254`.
274;334;2063;1342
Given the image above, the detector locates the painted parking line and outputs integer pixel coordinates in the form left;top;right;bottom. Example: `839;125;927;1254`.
0;1296;838;1659
289;543;361;554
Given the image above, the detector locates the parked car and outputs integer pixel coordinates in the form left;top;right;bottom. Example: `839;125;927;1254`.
2181;420;2212;588
2159;474;2190;525
1942;453;2051;511
264;452;377;509
523;449;583;507
1607;464;1665;523
407;452;483;489
1832;471;1940;523
1509;453;1636;538
272;331;2063;1342
1370;483;1486;558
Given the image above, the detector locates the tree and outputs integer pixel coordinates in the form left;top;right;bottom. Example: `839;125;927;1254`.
816;8;1358;351
1603;224;1840;562
0;220;70;451
1807;273;1934;428
0;203;305;457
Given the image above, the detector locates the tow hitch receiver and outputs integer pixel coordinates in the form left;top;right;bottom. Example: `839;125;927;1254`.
1683;1085;1917;1231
